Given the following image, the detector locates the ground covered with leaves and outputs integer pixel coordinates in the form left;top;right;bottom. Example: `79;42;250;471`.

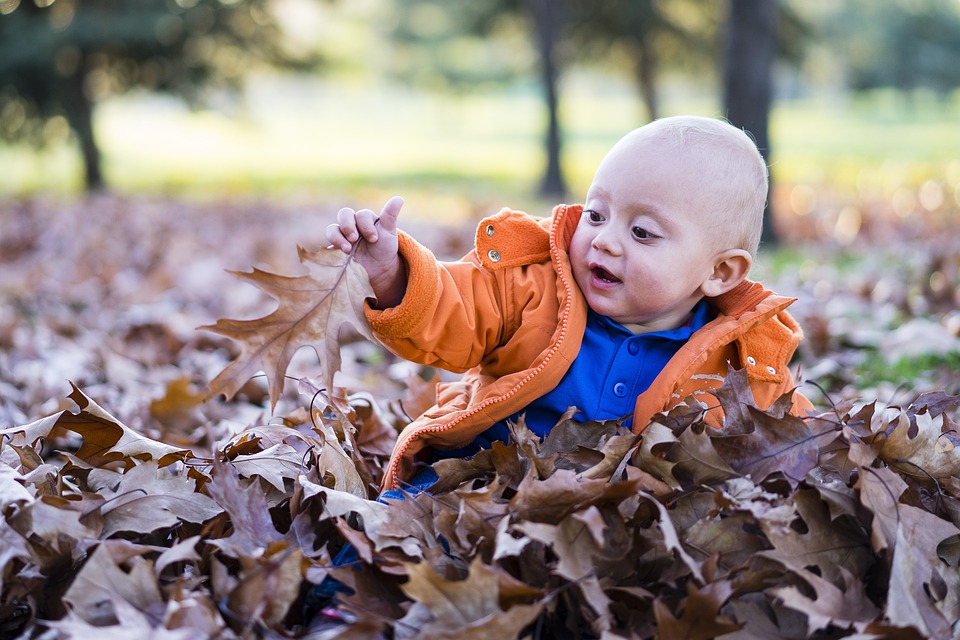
1;194;959;639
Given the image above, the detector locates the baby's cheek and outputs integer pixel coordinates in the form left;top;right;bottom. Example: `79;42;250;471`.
568;229;590;263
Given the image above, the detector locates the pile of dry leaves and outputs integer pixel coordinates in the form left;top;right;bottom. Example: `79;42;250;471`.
1;195;959;639
1;374;958;638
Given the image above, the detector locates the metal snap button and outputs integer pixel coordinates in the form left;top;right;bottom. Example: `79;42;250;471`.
488;249;501;262
746;356;757;366
486;224;495;236
766;366;777;375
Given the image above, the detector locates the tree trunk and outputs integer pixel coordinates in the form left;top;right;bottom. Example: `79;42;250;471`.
62;67;104;192
528;0;567;198
722;0;777;245
635;38;659;121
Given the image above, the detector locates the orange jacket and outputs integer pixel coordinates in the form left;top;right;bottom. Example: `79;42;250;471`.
367;205;809;490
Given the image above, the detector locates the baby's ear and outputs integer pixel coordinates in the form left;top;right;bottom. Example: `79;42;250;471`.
700;249;752;297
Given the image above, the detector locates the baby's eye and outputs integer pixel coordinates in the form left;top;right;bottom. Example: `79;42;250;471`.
586;210;603;223
632;226;653;240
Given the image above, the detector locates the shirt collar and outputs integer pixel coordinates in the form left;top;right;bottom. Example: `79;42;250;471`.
590;299;712;341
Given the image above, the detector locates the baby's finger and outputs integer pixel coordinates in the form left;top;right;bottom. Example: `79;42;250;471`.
354;208;380;242
336;207;361;243
325;223;353;253
378;196;404;234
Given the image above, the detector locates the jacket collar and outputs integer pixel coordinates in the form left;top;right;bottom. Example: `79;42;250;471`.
551;203;582;253
713;280;789;319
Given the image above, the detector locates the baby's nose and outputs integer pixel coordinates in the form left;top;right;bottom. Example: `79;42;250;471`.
591;230;620;254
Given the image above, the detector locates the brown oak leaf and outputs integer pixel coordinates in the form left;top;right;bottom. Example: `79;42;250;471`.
225;545;304;628
856;465;909;552
44;596;188;638
653;580;742;640
203;245;377;410
1;385;190;470
59;385;192;469
397;556;543;640
203;459;286;559
6;493;100;561
515;515;614;632
434;480;509;556
774;566;881;635
876;410;960;480
62;544;164;626
684;510;770;570
668;423;737;487
760;489;874;587
885;503;960;639
711;369;836;484
97;461;222;538
635;421;683;489
509;467;642;523
636;491;705;584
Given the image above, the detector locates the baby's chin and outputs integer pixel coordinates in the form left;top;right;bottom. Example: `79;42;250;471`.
581;295;624;322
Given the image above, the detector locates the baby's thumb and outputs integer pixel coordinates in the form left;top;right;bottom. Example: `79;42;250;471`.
378;196;404;233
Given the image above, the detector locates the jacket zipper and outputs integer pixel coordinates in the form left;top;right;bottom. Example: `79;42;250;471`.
385;208;577;489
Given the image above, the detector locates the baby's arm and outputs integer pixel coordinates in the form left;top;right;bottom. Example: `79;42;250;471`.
326;196;407;309
331;199;516;372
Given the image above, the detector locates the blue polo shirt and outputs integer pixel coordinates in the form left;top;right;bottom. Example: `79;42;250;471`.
432;300;713;459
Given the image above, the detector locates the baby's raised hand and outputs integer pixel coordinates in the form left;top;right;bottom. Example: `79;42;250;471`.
326;196;406;308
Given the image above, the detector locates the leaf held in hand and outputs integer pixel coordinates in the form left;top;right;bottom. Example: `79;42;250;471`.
203;245;377;409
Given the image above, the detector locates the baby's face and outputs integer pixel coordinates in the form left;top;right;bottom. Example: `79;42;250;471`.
569;133;728;333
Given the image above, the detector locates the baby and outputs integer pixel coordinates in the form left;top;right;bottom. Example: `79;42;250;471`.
327;115;810;492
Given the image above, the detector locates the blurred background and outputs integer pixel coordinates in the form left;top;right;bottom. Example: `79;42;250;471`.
3;0;960;224
0;0;958;421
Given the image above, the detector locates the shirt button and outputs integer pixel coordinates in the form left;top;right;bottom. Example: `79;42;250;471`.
627;342;640;356
613;382;627;397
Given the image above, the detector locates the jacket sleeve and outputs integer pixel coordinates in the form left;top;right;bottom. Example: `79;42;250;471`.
746;309;815;419
363;230;511;373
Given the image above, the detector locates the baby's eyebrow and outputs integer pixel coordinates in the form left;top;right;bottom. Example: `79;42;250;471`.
584;185;610;201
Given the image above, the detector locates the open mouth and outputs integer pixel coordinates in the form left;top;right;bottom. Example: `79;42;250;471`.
592;266;622;284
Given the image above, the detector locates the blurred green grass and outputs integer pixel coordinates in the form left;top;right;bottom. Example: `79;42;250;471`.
771;90;960;189
2;79;959;224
